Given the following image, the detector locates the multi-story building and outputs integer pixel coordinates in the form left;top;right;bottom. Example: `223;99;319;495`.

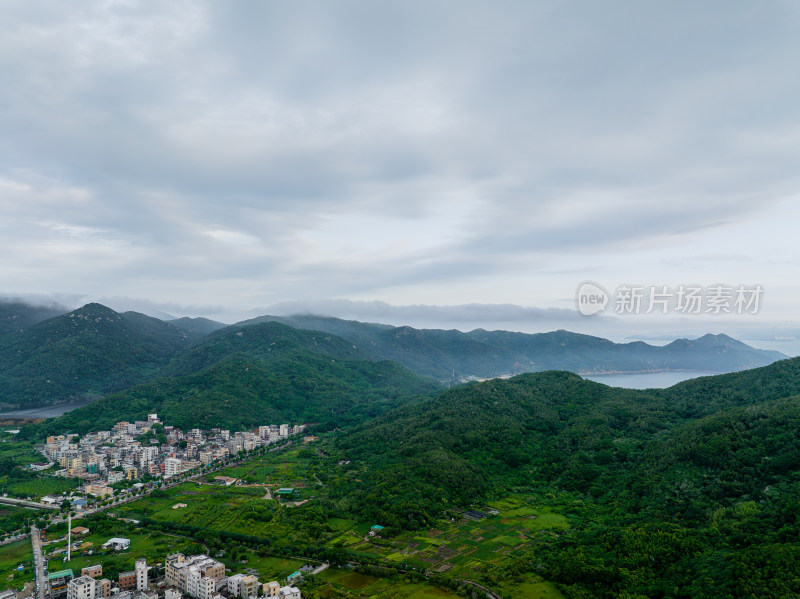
165;553;186;588
166;554;225;596
135;558;148;590
84;484;113;499
96;579;111;599
186;568;201;598
263;581;280;597
226;574;244;597
48;569;74;599
80;565;102;579
239;575;260;598
165;457;183;478
118;571;136;590
66;575;95;599
197;576;217;599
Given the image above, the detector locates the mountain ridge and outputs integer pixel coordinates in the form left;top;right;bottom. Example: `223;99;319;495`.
236;314;786;380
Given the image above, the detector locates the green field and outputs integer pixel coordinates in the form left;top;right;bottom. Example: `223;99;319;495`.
0;538;35;591
317;568;464;598
495;575;566;599
6;476;79;499
109;448;571;599
0;438;42;466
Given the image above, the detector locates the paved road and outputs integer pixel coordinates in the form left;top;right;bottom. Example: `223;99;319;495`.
31;526;46;599
0;497;59;510
456;578;503;599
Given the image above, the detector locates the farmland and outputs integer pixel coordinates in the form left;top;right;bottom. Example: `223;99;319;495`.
109;445;568;598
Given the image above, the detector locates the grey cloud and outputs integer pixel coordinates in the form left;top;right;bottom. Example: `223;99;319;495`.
1;1;799;318
261;298;588;325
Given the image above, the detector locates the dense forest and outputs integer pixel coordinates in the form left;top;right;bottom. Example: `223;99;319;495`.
312;359;800;598
0;303;195;409
23;351;439;436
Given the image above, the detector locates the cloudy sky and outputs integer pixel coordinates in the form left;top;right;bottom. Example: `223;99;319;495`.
2;1;799;337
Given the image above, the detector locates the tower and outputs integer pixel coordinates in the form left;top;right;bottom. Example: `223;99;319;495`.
67;514;71;562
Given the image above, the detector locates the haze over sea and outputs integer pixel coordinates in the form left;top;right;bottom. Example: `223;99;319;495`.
582;371;719;389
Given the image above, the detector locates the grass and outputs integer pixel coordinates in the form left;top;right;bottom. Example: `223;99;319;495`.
0;439;42;466
0;538;35;591
6;476;79;499
317;568;464;598
495;575;567;599
229;555;305;581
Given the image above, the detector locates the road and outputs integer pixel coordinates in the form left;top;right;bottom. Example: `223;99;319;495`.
31;526;46;599
456;578;503;599
0;497;59;510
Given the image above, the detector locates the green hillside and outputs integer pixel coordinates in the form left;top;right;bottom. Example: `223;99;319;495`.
0;303;194;409
164;320;367;377
28;350;439;436
167;316;227;336
320;359;800;597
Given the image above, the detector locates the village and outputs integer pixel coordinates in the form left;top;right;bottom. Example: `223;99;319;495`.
34;415;306;503
23;414;313;599
47;550;306;599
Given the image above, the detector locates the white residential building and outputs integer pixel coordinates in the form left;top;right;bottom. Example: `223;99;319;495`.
135;558;148;590
186;568;201;598
66;575;96;599
279;587;301;599
165;457;183;478
226;574;244;597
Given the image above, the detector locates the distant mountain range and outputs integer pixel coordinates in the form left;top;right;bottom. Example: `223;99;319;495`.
239;314;786;381
0;300;788;412
8;297;799;597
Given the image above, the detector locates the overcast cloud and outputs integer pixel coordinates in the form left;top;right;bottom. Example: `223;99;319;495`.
2;1;799;333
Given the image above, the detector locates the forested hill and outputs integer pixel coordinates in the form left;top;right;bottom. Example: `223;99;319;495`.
239;314;785;380
0;298;67;334
163;320;368;377
322;357;800;598
166;316;227;336
0;303;194;410
26;350;439;437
